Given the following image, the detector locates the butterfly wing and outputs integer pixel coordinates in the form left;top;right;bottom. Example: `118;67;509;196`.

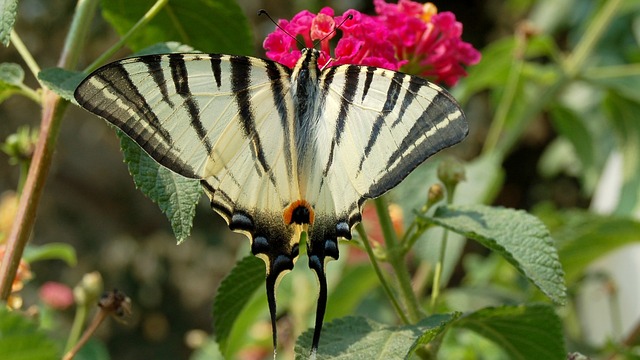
304;64;467;257
299;64;467;351
75;54;302;350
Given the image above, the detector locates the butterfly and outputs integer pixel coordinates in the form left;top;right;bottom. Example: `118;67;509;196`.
74;46;467;356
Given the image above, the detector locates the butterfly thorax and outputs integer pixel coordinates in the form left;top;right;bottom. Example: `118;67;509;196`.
290;49;323;197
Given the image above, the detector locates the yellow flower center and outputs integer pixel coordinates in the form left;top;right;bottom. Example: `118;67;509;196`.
421;2;438;22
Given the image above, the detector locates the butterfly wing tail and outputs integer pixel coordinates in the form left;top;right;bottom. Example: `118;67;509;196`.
308;253;328;355
307;226;340;355
266;271;280;359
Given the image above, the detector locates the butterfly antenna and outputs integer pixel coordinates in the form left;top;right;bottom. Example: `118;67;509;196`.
258;9;305;49
313;13;353;48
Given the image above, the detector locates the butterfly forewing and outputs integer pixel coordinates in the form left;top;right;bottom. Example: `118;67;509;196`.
76;53;300;221
301;64;467;237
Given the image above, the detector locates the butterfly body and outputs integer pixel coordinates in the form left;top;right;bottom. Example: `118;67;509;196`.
75;47;467;354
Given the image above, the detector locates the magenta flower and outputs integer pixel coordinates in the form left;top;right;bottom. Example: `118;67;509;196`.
262;1;480;86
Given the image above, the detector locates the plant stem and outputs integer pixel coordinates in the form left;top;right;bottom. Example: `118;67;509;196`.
481;30;526;156
429;182;456;310
59;0;99;75
356;224;409;324
0;92;68;300
584;64;640;79
0;0;98;300
10;30;41;81
83;0;169;73
65;302;89;352
374;197;421;323
63;309;108;360
563;0;624;78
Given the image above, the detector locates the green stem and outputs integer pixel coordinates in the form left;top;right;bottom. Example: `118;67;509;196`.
429;230;449;310
65;303;89;352
83;0;169;73
356;224;409;325
16;84;41;104
584;63;640;79
563;0;624;78
429;183;456;310
374;197;421;323
0;0;98;300
482;32;526;156
10;30;41;81
59;0;99;75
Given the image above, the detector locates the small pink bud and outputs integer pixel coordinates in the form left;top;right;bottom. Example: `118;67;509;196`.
40;281;74;310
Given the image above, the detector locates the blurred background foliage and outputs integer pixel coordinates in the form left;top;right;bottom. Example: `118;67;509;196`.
1;0;640;359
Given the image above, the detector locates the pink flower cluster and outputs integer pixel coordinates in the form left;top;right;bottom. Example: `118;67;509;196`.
263;0;481;86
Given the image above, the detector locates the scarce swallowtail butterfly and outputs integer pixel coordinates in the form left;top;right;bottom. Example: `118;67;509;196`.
74;41;468;355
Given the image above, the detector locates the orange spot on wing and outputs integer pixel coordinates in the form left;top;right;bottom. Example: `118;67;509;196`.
283;199;315;225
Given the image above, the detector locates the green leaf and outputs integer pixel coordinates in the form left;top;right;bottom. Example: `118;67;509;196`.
539;208;640;284
0;0;18;46
547;105;594;175
603;91;640;215
101;0;253;55
454;34;558;103
0;306;60;360
423;204;566;304
74;338;110;360
400;154;505;286
212;255;264;354
118;132;202;243
0;62;24;101
22;242;77;266
0;62;23;85
133;41;195;56
295;314;459;359
324;264;379;322
38;67;85;102
454;304;566;360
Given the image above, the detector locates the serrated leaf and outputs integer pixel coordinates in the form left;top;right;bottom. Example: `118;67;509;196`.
212;255;264;353
454;304;565;360
22;242;77;266
0;0;18;46
118;133;201;243
38;67;85;102
0;306;60;359
101;0;253;55
295;314;459;359
423;204;566;304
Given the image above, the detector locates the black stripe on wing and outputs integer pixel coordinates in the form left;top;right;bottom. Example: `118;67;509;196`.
265;60;294;180
74;60;199;179
168;54;214;155
357;72;406;172
141;55;174;108
230;55;278;188
365;91;467;199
